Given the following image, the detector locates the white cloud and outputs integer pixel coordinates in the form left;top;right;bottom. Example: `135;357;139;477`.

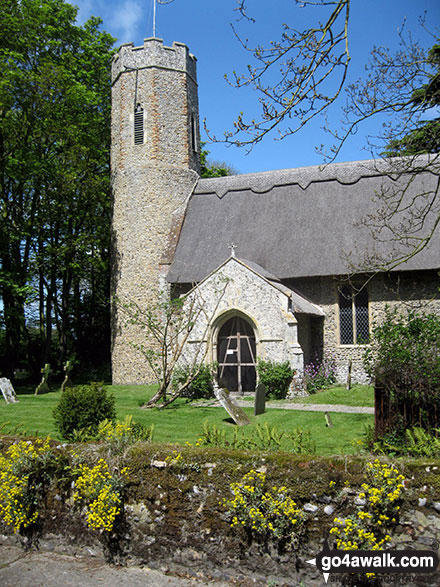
108;0;149;45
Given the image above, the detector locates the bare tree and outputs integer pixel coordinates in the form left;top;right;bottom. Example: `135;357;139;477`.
206;0;351;150
122;278;228;409
208;1;439;270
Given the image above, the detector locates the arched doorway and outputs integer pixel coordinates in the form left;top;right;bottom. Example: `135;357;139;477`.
217;315;257;393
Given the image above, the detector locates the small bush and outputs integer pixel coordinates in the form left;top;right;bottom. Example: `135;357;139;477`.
365;309;440;435
53;382;116;440
303;352;336;394
172;363;215;399
256;359;295;399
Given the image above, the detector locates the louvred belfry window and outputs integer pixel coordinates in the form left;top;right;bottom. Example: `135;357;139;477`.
339;285;370;345
134;104;144;145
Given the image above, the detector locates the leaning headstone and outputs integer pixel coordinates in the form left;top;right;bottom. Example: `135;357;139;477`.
61;360;74;392
0;378;19;403
214;386;250;426
35;363;51;395
254;383;266;416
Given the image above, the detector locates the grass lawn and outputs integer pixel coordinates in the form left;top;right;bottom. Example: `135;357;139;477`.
294;384;374;407
0;384;374;456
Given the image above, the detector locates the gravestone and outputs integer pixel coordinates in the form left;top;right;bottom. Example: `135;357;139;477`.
35;363;51;395
61;360;74;392
0;378;19;403
254;383;266;416
214;386;250;426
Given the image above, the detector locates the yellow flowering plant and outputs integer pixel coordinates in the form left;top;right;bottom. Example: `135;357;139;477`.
223;469;305;547
0;438;56;534
73;459;129;533
330;460;405;552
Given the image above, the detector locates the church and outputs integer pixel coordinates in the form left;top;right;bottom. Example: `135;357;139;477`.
110;38;439;391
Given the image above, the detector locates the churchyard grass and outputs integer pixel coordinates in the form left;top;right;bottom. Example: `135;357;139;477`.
0;385;374;456
293;384;374;407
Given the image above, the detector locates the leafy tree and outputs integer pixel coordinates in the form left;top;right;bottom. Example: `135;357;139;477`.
384;44;440;156
200;143;237;177
0;0;115;378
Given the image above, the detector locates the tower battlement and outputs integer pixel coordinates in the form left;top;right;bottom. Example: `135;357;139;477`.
111;38;197;86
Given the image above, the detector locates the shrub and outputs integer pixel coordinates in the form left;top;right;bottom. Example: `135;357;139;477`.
303;352;336;394
171;363;215;399
256;359;295;399
53;382;116;440
330;460;404;552
73;459;129;532
364;309;440;435
97;415;155;454
0;438;57;535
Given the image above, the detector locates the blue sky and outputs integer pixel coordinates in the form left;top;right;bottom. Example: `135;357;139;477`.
73;0;439;174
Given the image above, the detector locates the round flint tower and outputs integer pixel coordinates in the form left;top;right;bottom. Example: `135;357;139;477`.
111;38;200;384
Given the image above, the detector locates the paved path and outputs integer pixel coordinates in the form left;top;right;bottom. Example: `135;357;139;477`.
198;399;374;414
237;400;374;414
0;545;228;587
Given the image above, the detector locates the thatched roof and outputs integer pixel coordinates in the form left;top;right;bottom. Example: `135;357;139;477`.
167;155;440;284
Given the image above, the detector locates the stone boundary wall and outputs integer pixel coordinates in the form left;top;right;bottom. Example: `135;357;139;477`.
1;442;439;586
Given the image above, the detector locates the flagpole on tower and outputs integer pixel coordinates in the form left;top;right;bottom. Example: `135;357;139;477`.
152;0;175;38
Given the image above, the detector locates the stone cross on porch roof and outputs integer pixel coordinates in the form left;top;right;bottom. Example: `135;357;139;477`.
228;242;237;258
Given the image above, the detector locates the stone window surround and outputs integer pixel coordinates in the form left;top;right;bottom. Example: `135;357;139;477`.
335;281;372;347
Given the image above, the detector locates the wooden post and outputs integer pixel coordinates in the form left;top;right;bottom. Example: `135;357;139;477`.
346;359;352;390
325;411;333;427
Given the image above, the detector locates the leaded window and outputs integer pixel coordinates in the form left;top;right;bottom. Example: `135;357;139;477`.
338;285;370;345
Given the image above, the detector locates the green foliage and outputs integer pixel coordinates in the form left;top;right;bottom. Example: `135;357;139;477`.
198;421;315;454
223;469;306;548
364;309;440;433
372;427;440;458
200;142;236;177
257;359;295;399
289;428;316;455
172;363;215;399
384;44;440;156
53;383;116;440
97;415;155;454
0;0;115;378
199;421;284;450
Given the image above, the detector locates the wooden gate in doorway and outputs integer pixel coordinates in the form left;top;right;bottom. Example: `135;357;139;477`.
217;316;256;393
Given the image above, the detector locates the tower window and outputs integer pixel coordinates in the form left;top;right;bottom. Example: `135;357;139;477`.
134;104;144;145
191;114;197;152
338;285;370;345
